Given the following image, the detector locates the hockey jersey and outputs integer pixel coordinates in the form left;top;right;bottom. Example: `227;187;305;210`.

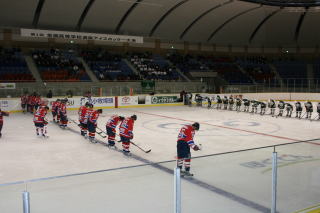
177;125;195;147
119;117;134;138
106;115;122;129
78;106;88;123
52;101;60;112
21;95;28;104
59;103;67;115
88;110;100;124
33;107;47;123
0;111;9;125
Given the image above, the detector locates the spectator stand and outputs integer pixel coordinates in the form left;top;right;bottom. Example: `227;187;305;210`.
81;50;139;81
32;48;90;82
0;47;35;82
236;56;276;85
129;52;180;81
272;58;308;88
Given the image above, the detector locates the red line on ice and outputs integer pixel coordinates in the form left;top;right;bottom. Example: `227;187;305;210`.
132;110;320;146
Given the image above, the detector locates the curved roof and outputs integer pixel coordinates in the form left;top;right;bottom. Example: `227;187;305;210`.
0;0;319;47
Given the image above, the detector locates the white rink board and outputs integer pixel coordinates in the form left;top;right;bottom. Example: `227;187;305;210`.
2;93;320;113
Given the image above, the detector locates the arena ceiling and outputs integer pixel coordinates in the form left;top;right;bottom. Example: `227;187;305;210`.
1;0;320;47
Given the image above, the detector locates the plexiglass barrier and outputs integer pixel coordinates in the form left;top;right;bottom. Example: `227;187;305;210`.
0;139;319;213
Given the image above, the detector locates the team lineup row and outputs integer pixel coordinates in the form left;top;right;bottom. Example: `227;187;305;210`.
44;99;201;176
189;95;320;119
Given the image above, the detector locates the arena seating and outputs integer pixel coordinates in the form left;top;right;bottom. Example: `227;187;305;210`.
81;50;139;81
32;49;90;82
0;48;35;82
272;59;307;88
168;54;252;84
129;52;180;81
236;57;276;84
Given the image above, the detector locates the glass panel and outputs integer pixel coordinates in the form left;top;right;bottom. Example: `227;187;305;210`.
182;147;274;213
27;161;176;213
276;140;320;213
0;183;26;212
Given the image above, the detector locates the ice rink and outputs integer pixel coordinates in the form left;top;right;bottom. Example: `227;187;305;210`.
1;105;320;213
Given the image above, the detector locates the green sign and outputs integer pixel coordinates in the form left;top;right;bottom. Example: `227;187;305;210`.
151;96;177;104
141;80;155;93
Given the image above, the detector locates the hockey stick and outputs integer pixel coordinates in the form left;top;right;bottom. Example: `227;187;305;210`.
310;114;320;121
130;141;151;153
96;126;107;135
96;131;106;138
69;118;81;127
116;139;151;153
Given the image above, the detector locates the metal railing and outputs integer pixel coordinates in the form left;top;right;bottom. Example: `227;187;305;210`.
224;78;320;93
0;138;319;213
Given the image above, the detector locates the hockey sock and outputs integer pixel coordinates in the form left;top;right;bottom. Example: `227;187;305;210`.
177;158;183;169
122;142;130;152
40;127;44;136
108;135;115;145
184;159;191;171
89;132;95;138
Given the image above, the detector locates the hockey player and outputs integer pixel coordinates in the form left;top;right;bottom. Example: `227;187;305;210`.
87;108;103;142
33;105;49;137
304;101;313;119
222;96;228;110
0;109;9;138
119;115;137;154
277;101;285;117
205;96;212;109
260;102;267;115
195;94;202;107
243;99;250;112
228;96;234;110
51;99;60;123
78;102;90;136
106;115;125;146
34;95;41;111
251;100;258;113
59;99;68;128
235;98;242;111
187;93;193;107
295;101;302;118
176;122;200;177
317;102;320;120
285;103;293;117
216;95;222;109
268;99;276;116
21;93;28;113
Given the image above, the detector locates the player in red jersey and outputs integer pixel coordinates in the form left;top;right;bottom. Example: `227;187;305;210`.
20;93;28;113
177;122;200;176
0;108;9;138
34;95;41;111
119;115;137;154
78;102;90;136
33;105;49;137
87;107;103;142
59;99;68;128
106;115;124;146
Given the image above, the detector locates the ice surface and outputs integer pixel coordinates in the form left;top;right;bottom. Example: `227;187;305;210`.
0;105;319;213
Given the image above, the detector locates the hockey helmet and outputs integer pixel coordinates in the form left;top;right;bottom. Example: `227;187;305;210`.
192;122;200;130
131;114;137;120
88;103;94;108
97;109;103;113
85;102;90;107
119;116;125;120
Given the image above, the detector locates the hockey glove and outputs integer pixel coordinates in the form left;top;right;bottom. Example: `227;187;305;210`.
193;145;200;151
